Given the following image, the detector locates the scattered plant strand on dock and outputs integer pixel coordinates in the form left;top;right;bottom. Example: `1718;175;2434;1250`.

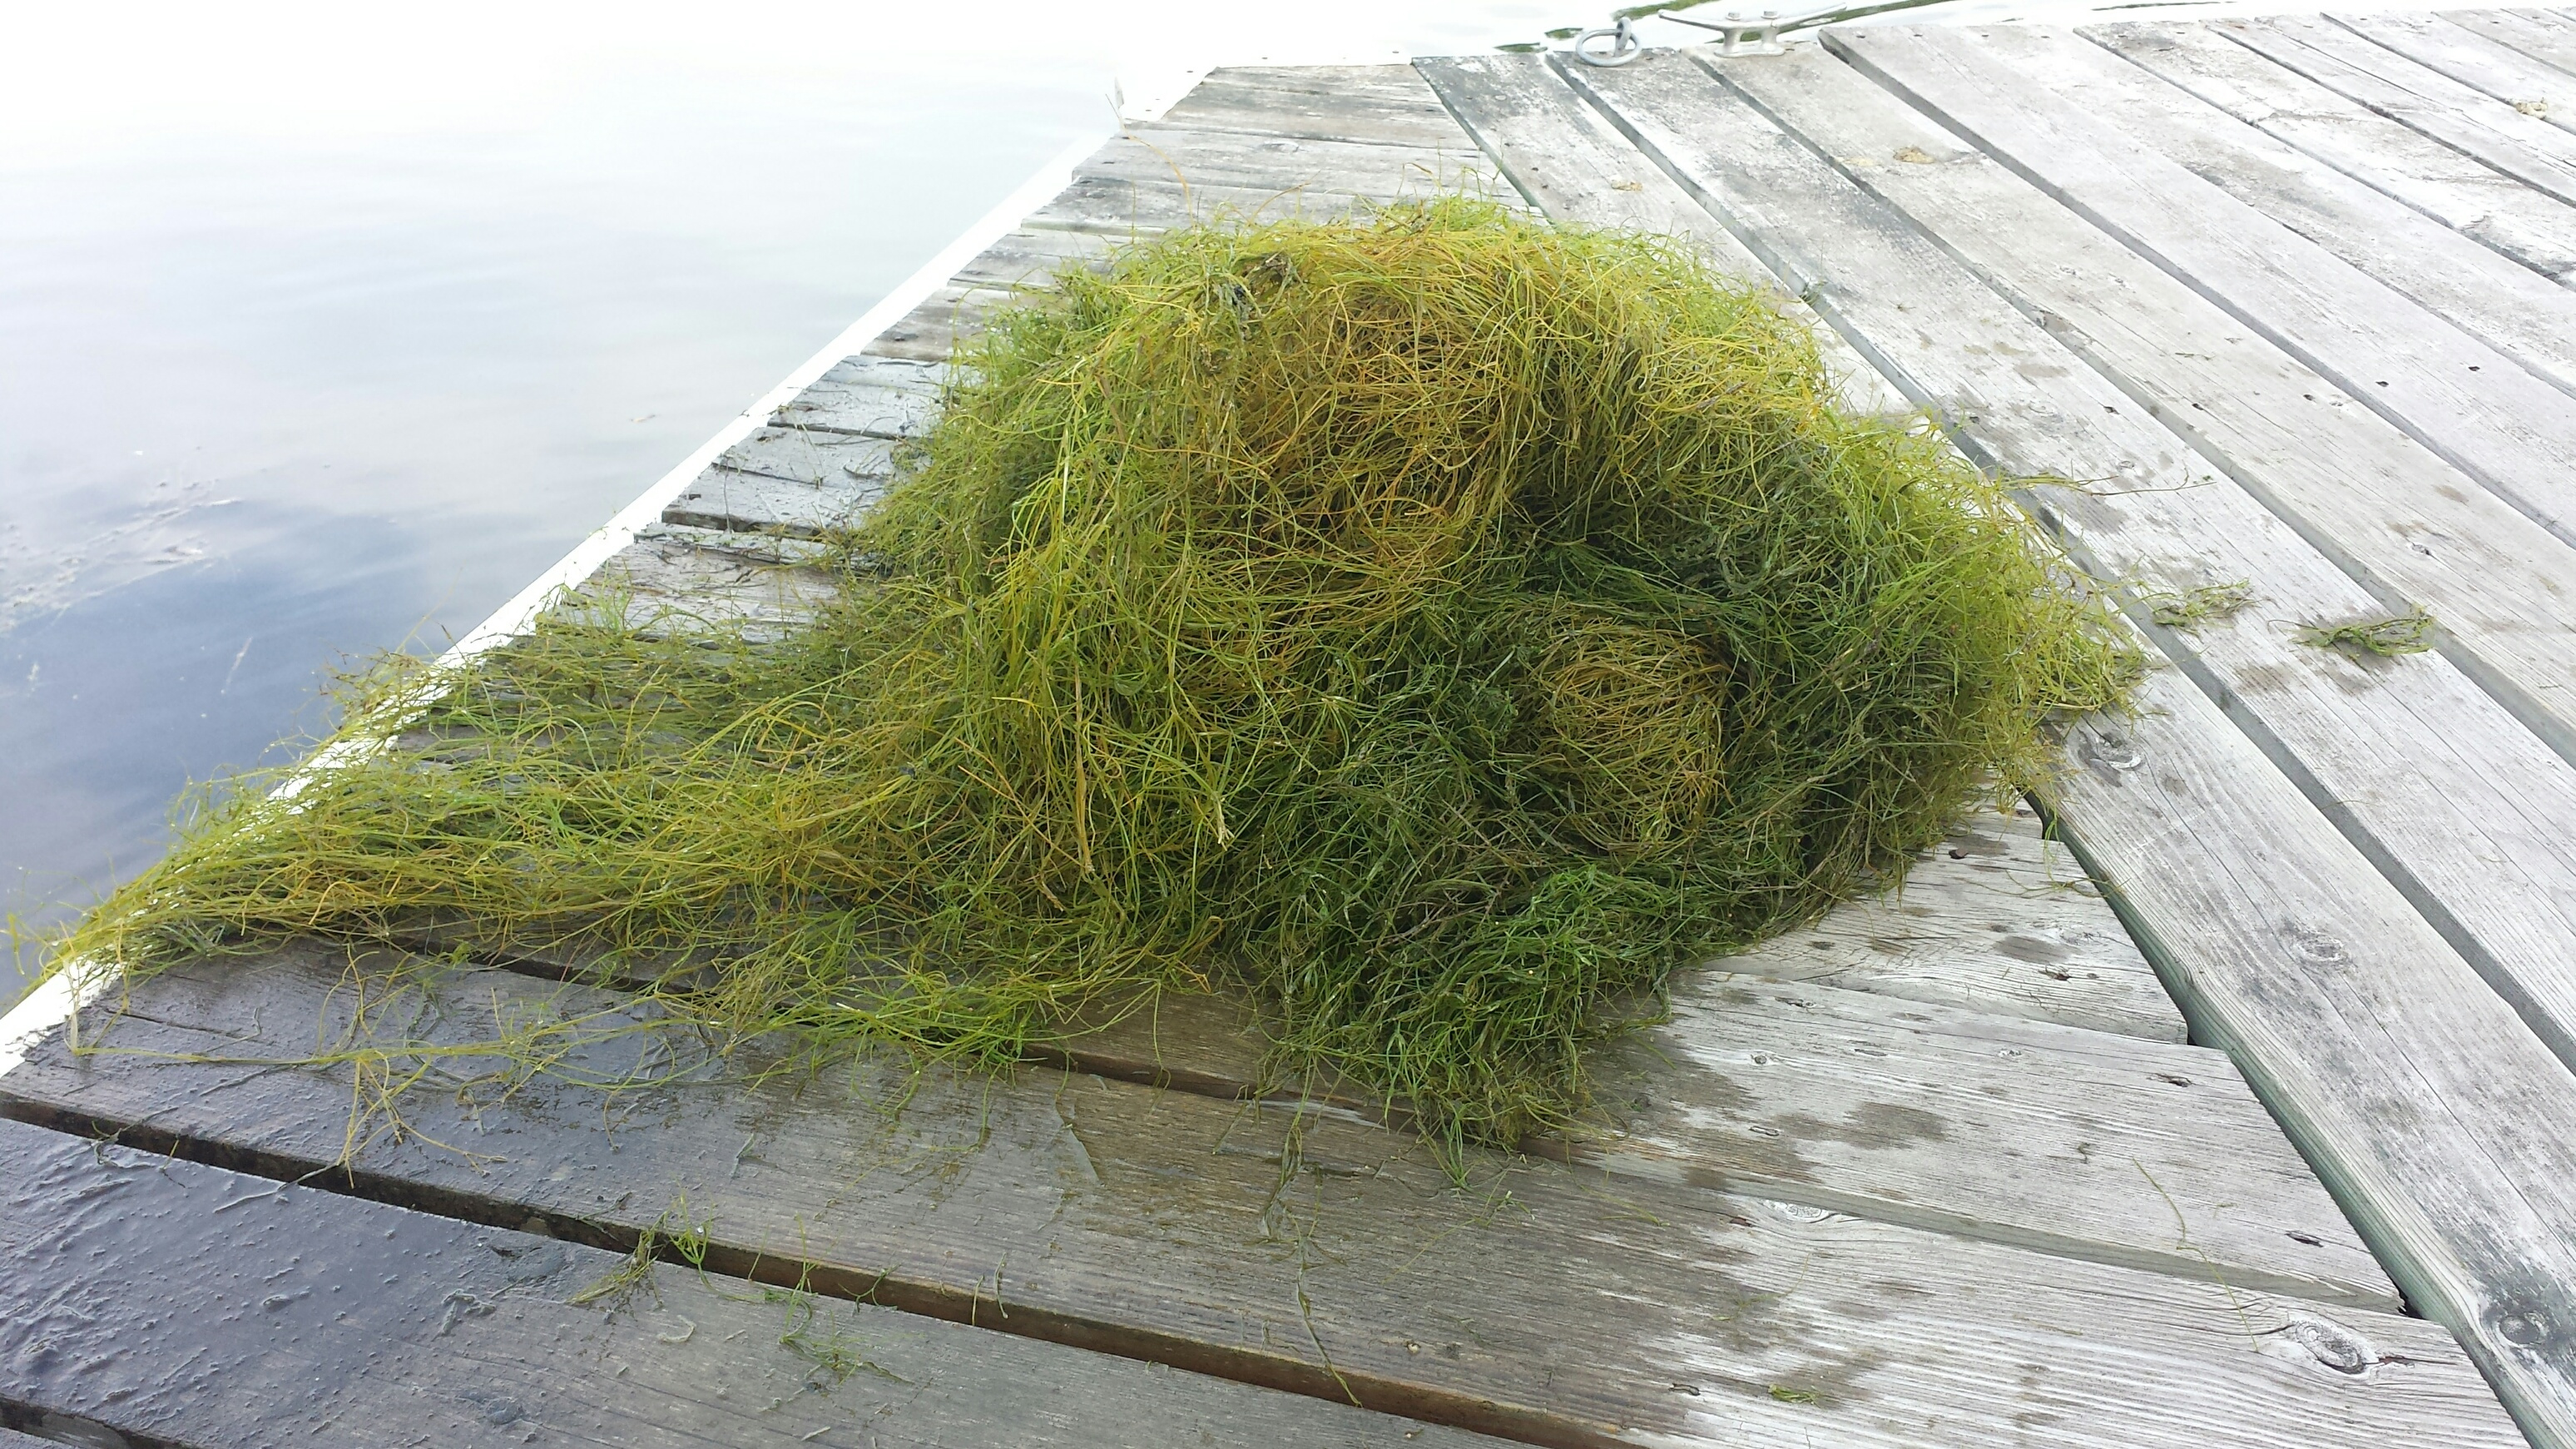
2297;608;2435;658
2139;579;2253;633
57;199;2135;1143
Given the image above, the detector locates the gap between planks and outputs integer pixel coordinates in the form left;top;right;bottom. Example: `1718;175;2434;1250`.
0;949;2518;1449
0;1114;1516;1449
1519;33;2576;1447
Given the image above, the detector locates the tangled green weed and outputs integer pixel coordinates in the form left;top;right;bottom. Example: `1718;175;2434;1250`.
57;200;2133;1142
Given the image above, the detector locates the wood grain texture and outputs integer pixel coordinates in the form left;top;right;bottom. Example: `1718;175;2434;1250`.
944;225;1123;290
2447;8;2576;82
2222;14;2576;206
2088;19;2576;284
2045;665;2576;1449
0;1116;1509;1449
769;354;950;438
1158;66;1474;148
661;461;889;538
1572;972;2394;1306
1084;126;1501;197
1558;49;2576;1434
577;526;844;643
1024;174;1401;234
1707;808;2181;1038
2338;11;2576;132
711;425;897;489
377;813;2259;1303
1774;33;2576;767
1411;52;1912;417
2055;21;2576;390
1560;44;2576;1077
1832;23;2576;554
0;947;2517;1449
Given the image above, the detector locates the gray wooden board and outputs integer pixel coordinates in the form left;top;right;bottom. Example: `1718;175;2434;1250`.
1082;126;1503;197
1411;52;1914;418
661;464;888;538
1707;806;2183;1039
1157;65;1476;148
0;1117;1509;1449
769;354;949;438
2450;8;2576;81
1832;24;2576;555
2086;20;2576;284
713;425;896;489
576;527;844;644
1023;174;1397;234
864;281;1020;364
2049;22;2576;393
0;1427;55;1447
2339;10;2576;132
1551;52;2576;1431
1572;972;2395;1305
372;748;2335;1303
2224;15;2576;206
2044;667;2576;1449
1547;44;2576;1075
944;225;1122;290
0;948;2519;1449
1772;34;2576;767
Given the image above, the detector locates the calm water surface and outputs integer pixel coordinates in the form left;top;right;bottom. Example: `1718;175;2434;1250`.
2;0;2329;997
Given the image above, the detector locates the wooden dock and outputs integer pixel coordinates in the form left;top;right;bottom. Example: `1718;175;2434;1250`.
8;11;2576;1446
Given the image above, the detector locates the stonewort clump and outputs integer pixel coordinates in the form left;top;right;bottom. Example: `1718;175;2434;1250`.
65;200;2134;1142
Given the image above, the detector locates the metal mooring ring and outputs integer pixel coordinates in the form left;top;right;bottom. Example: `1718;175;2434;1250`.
1573;19;1643;66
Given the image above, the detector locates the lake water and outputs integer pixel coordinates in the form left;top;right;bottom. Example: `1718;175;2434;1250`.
0;0;2370;1000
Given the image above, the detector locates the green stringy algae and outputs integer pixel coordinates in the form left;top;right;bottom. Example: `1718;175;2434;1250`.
56;200;2136;1142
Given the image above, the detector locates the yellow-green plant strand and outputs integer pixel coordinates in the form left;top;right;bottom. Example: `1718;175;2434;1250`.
59;201;2134;1142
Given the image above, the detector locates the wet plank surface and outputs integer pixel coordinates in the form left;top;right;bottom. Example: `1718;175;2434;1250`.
0;950;2518;1449
0;1116;1510;1449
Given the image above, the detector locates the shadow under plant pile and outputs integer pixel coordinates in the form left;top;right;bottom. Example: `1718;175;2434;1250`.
60;199;2134;1144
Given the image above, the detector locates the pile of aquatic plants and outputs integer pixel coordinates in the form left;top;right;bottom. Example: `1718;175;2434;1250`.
58;199;2133;1141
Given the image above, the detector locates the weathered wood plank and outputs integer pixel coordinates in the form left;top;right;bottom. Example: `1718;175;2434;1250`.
2448;8;2576;80
2338;11;2576;133
1572;972;2393;1305
575;525;843;643
864;281;1022;363
944;224;1122;290
1558;39;2576;1439
2090;20;2576;282
1079;127;1503;199
2223;15;2576;206
2059;22;2576;390
712;424;896;489
661;462;889;538
0;1116;1512;1449
2048;669;2576;1449
1412;52;1913;418
1832;24;2576;553
1709;807;2181;1038
1158;65;1475;148
1780;33;2576;767
769;354;950;438
385;773;2337;1302
1023;175;1396;234
1;947;2518;1449
1542;46;2576;1083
